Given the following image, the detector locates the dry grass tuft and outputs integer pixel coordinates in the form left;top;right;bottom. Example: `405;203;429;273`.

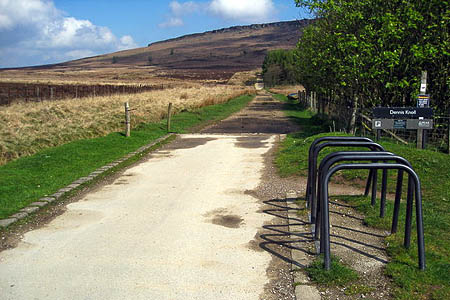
0;85;253;165
179;92;189;100
227;69;260;86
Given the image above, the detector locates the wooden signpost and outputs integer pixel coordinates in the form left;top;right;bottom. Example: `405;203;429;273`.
372;71;433;149
417;71;428;149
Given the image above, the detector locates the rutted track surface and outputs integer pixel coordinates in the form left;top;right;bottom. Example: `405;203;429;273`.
0;92;392;299
202;93;299;134
0;93;300;299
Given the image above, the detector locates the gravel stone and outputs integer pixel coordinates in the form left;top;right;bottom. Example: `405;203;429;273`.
29;202;48;208
10;212;28;221
58;187;73;193
0;219;17;228
20;207;39;214
50;192;65;199
71;178;89;185
67;183;81;189
39;197;56;203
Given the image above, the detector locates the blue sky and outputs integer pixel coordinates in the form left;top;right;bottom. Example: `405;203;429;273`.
0;0;310;68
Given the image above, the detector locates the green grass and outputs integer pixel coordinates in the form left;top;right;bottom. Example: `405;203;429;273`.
0;94;254;219
277;97;450;299
344;284;375;296
306;255;359;286
273;94;349;177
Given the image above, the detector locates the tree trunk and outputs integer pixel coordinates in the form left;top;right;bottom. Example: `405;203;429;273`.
348;94;358;134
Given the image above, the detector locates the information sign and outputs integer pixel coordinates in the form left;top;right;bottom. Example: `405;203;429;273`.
393;119;407;129
417;94;430;108
373;119;433;130
373;107;433;119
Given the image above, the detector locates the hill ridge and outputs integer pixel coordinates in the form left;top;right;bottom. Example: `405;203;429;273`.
148;19;313;47
0;19;314;82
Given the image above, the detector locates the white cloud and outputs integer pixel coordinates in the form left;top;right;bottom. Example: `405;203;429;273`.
0;0;58;30
208;0;275;22
159;1;201;28
170;1;200;16
160;0;277;28
159;17;184;28
119;35;137;50
0;0;137;67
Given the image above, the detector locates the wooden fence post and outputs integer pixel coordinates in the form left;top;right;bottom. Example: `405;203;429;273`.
125;102;131;137
50;87;54;100
167;103;173;132
417;129;424;149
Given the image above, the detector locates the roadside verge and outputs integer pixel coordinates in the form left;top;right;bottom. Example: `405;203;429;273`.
276;93;450;299
0;94;254;227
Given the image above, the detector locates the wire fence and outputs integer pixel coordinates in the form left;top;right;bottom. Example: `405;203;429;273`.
0;82;174;106
298;90;450;154
359;109;450;153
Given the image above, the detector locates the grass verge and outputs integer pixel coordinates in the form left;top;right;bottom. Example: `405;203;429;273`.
0;94;254;219
306;255;359;286
277;95;450;299
0;85;251;165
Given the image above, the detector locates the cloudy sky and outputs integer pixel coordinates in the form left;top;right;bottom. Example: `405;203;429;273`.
0;0;310;68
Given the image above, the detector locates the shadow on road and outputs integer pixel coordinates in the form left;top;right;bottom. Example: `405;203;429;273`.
259;198;315;268
260;197;389;268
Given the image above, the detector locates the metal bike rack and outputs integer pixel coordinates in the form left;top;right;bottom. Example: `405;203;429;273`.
315;153;414;244
309;141;385;223
306;137;374;207
317;151;397;219
320;163;425;270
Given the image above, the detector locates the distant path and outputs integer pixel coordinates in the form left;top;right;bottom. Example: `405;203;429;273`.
202;91;300;134
0;93;300;299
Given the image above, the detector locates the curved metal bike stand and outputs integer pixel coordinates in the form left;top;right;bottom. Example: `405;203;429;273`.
309;141;385;223
306;137;374;208
317;151;397;217
320;163;425;271
316;153;414;246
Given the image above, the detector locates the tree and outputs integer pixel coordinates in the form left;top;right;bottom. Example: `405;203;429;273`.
262;49;299;87
294;0;449;130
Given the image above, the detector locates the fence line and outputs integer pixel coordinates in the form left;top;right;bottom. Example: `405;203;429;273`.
0;82;173;106
298;89;450;154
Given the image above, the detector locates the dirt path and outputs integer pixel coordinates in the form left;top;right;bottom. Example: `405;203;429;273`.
0;92;392;299
0;92;300;300
201;90;300;134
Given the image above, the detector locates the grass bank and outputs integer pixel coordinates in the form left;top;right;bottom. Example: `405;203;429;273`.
0;93;254;219
0;85;252;165
276;94;450;299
